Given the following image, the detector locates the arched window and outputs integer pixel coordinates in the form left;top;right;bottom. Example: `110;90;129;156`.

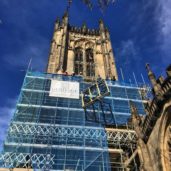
74;47;83;75
86;48;95;77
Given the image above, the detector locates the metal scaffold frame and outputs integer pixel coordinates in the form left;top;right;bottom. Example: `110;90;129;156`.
0;71;149;170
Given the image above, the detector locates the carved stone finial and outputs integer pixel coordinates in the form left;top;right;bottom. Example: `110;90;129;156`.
130;101;143;127
130;101;139;118
145;63;151;72
105;27;109;32
166;64;171;77
99;19;105;31
82;22;87;33
99;19;104;24
55;17;60;24
82;22;87;28
145;64;163;98
146;63;156;79
62;11;69;26
145;63;157;86
129;101;144;139
54;17;60;30
63;10;68;18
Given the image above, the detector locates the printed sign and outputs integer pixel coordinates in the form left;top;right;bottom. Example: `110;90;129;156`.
49;80;80;99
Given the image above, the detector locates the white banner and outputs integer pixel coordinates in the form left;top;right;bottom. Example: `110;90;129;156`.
49;80;80;99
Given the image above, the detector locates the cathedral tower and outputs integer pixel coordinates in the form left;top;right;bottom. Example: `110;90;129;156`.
47;12;118;81
2;10;168;171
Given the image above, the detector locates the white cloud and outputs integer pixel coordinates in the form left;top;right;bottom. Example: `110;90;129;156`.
159;0;171;36
120;40;138;56
118;39;140;66
158;0;171;63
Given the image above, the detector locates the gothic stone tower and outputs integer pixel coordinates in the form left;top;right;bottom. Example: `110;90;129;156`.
47;12;118;81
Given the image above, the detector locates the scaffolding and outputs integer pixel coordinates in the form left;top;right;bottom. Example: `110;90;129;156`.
0;71;149;170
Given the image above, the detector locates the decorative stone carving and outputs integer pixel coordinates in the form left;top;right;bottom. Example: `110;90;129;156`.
85;41;94;49
74;39;85;48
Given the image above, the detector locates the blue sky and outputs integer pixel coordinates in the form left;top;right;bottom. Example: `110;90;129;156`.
0;0;171;149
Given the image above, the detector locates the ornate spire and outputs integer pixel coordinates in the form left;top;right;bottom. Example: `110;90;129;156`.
82;22;87;33
130;101;139;120
146;63;157;87
63;10;68;18
54;17;60;30
62;10;69;26
99;19;105;32
55;17;60;23
129;101;143;139
146;63;162;98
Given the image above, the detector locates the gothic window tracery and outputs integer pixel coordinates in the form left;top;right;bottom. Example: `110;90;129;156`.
74;47;83;75
86;48;95;77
